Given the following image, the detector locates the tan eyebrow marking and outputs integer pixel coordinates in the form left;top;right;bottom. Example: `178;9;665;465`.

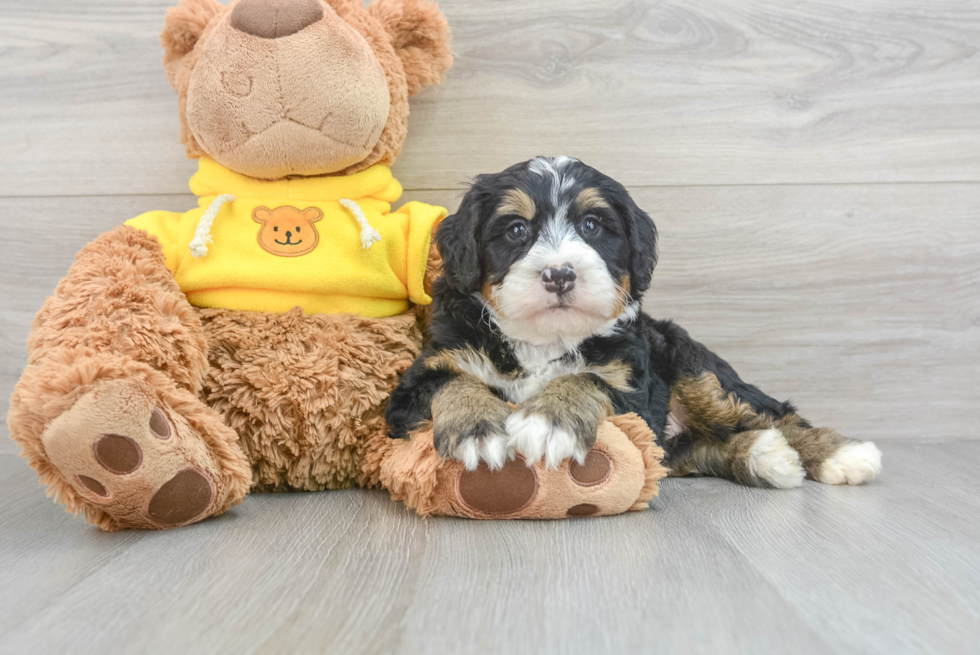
575;187;611;214
495;188;536;220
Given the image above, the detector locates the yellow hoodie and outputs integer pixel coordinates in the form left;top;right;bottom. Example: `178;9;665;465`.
126;157;447;317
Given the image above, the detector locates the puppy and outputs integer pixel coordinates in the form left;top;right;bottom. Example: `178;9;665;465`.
385;157;882;487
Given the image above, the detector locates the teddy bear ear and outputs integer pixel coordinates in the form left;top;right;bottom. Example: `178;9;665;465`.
161;0;225;61
302;208;324;222
367;0;453;96
253;207;272;223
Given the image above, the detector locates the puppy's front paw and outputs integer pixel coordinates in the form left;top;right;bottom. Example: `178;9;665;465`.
433;414;512;471
431;378;514;470
438;431;510;471
505;411;591;469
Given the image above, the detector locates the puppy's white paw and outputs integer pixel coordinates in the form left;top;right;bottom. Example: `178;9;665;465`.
454;434;511;471
505;412;588;469
479;434;511;470
817;441;882;485
748;429;805;489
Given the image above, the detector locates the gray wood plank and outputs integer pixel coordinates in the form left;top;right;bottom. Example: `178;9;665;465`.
3;183;977;452
2;442;978;655
702;464;980;654
386;500;830;655
2;0;980;196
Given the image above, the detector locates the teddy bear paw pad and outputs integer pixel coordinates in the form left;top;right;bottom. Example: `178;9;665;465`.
93;434;143;474
456;457;538;516
569;450;612;486
147;468;215;527
567;503;600;517
40;380;221;529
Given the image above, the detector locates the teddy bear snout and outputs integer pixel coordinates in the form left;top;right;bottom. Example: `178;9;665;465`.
230;0;324;39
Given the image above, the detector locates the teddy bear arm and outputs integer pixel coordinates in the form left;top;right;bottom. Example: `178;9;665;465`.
26;224;209;390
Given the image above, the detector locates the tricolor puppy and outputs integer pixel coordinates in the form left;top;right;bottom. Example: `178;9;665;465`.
385;157;882;488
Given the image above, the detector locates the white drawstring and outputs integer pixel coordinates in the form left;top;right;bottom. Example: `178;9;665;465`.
190;195;380;256
189;194;236;258
339;198;382;250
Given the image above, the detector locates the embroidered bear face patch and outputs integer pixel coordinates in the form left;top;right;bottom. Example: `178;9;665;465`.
253;206;322;257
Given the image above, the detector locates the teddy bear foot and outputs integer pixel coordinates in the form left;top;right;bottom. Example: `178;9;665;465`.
40;379;245;529
379;414;668;519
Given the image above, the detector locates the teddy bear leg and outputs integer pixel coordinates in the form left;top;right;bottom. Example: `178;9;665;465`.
8;226;251;529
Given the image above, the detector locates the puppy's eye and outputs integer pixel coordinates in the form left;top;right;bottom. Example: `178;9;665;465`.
506;220;528;242
273;226;279;232
296;226;301;232
582;214;601;236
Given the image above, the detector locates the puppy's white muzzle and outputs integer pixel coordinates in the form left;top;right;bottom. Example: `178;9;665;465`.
491;219;620;345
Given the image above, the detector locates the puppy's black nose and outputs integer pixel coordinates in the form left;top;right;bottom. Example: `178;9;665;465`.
542;265;576;294
285;231;292;238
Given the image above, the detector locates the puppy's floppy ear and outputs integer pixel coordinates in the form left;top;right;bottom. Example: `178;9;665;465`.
161;0;223;61
368;0;453;95
618;193;658;297
436;197;482;293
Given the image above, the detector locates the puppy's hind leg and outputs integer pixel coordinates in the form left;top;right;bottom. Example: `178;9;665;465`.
664;374;804;488
777;417;881;485
669;429;806;489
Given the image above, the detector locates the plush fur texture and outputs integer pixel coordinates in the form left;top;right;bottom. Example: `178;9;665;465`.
7;0;453;530
9;225;436;529
8;227;253;530
380;413;666;519
386;157;882;488
198;305;422;491
162;0;452;178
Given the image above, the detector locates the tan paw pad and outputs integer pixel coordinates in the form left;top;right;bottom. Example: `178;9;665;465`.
41;380;221;529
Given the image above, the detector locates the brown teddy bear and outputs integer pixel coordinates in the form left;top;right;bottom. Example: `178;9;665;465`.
8;0;668;529
8;0;454;530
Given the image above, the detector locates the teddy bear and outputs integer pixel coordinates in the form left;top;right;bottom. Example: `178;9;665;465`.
8;0;669;530
7;0;454;530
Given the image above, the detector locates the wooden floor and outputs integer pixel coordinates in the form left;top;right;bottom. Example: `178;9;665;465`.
2;441;979;654
2;0;979;652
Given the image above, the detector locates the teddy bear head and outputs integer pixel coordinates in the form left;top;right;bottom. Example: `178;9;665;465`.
161;0;452;179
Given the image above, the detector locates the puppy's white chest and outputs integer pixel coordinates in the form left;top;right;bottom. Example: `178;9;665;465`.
451;341;585;404
502;343;583;403
502;363;562;403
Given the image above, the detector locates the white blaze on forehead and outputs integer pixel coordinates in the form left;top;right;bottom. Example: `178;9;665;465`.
528;156;579;206
528;155;577;177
